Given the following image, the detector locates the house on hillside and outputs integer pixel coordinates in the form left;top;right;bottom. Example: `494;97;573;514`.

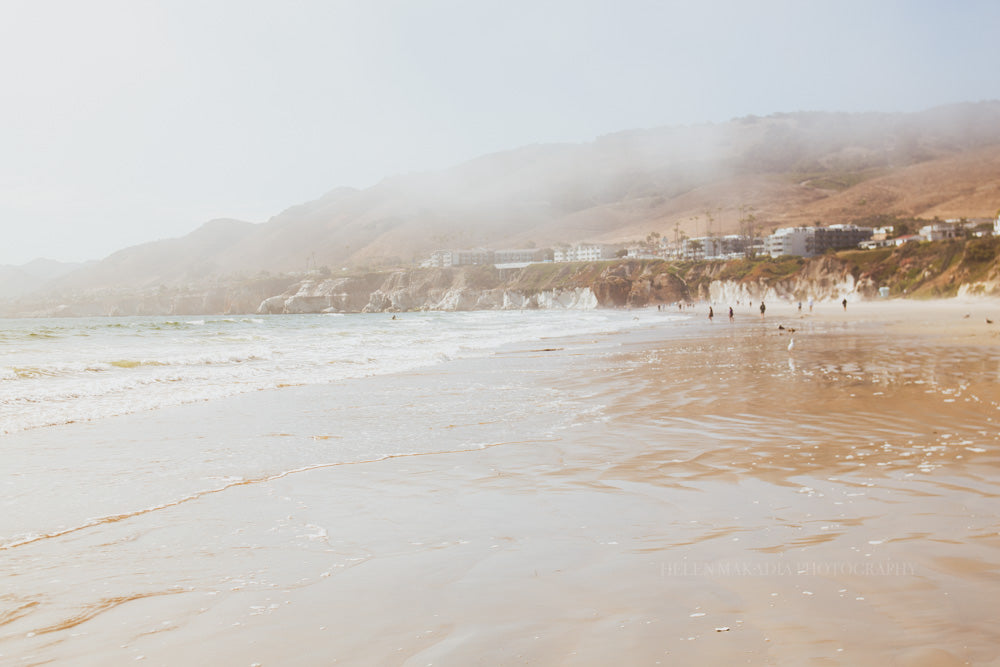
871;226;894;241
919;223;959;242
861;225;898;249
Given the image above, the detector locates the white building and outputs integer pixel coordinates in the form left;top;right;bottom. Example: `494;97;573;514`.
994;214;1000;236
493;248;547;264
764;224;872;257
423;250;454;268
764;227;813;257
576;244;615;261
554;244;617;262
424;247;551;268
422;249;492;267
919;223;959;242
871;226;894;241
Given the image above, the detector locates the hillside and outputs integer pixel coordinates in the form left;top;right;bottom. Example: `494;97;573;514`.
0;259;93;299
16;101;1000;299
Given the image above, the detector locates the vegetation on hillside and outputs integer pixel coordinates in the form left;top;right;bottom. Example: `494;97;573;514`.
501;237;1000;304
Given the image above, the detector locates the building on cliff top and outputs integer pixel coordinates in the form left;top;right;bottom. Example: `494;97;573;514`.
919;223;960;242
554;244;618;262
422;247;551;268
764;224;873;258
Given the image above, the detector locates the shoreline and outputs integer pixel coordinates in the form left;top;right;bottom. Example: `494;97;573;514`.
712;295;1000;347
2;300;999;665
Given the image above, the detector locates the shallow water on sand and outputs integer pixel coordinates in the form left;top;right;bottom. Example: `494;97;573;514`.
1;311;999;665
551;318;1000;664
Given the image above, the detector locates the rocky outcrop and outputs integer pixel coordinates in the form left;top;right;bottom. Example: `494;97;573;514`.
589;262;688;307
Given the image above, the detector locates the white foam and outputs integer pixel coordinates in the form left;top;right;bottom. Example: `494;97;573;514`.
0;310;654;435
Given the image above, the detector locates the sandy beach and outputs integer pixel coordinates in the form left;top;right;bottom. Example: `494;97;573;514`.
2;297;1000;666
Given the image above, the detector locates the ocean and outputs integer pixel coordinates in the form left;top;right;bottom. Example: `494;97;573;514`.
0;310;674;436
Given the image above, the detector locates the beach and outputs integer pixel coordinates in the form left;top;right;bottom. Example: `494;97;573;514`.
2;298;1000;666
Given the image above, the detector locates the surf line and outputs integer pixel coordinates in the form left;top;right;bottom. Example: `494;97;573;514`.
0;437;560;552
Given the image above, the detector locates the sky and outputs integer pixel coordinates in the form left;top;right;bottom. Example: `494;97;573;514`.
1;0;999;266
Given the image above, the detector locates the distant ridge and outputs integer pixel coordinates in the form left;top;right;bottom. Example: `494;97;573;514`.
34;101;1000;294
0;258;93;299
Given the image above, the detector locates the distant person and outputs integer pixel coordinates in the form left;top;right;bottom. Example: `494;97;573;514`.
842;298;848;311
728;306;734;322
709;306;714;320
759;301;766;318
808;298;814;312
798;301;802;312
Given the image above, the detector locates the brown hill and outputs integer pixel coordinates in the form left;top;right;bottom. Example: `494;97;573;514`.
42;101;1000;294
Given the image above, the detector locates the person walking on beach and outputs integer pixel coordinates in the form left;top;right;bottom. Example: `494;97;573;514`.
709;306;714;320
728;306;734;322
808;297;814;312
842;298;848;311
759;301;766;318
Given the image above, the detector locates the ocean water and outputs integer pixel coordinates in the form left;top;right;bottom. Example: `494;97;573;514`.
0;310;672;436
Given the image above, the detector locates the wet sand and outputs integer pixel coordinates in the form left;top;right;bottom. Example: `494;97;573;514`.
2;298;1000;665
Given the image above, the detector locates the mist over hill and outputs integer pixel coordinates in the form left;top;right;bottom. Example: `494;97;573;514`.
0;259;93;299
19;102;1000;298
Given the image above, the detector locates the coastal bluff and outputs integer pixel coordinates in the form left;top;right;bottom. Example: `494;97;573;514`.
253;258;863;315
255;238;1000;314
4;237;998;317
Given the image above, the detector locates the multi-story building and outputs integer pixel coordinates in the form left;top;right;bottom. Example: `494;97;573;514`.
765;225;872;257
423;250;453;268
451;249;494;266
554;244;617;262
422;249;493;267
764;227;813;257
493;248;549;265
424;247;551;268
808;224;874;254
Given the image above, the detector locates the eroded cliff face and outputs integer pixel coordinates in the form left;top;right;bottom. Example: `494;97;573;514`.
251;261;696;314
6;241;997;318
707;256;860;304
256;267;605;314
231;249;1000;315
587;262;689;307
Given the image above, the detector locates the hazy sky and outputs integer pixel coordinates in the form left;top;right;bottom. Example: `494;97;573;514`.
2;0;999;265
